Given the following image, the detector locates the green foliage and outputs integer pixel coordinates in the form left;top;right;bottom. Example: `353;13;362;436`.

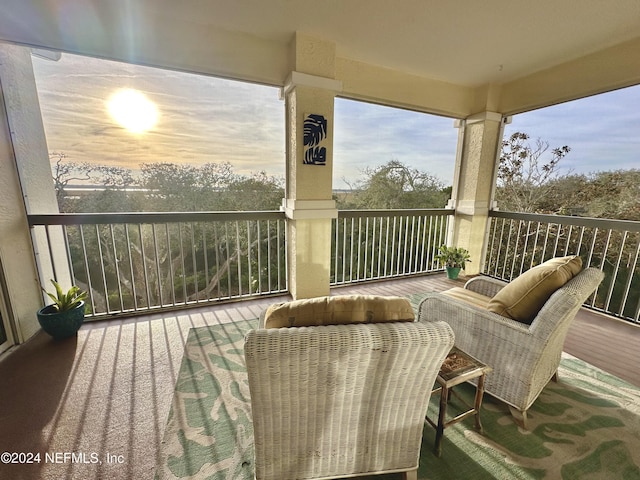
337;160;450;209
53;157;285;213
42;279;87;312
435;245;471;269
543;170;640;220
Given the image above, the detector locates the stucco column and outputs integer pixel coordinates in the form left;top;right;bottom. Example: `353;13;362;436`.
282;34;341;299
447;112;505;274
0;44;69;342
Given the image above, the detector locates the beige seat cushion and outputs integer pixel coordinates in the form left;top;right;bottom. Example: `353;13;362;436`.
441;287;491;309
262;295;415;329
487;256;583;324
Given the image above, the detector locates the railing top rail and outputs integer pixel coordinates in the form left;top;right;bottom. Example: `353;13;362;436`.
28;210;286;226
338;208;454;219
490;210;640;233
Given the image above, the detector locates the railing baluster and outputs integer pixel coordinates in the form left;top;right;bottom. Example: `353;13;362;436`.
277;220;282;291
213;222;221;299
494;218;506;277
402;215;409;275
125;224;138;311
552;222;561;257
164;223;175;306
202;222;210;302
79;225;96;313
384;216;390;277
138;225;151;310
377;216;383;278
408;215;415;274
151;224;164;307
564;224;573;256
509;220;523;279
235;221;242;297
356;217;362;281
605;230;628;314
95;224;111;313
190;222;198;302
110;224;124;312
576;225;586;258
518;221;531;276
617;234;638;317
247;220;253;295
264;220;269;293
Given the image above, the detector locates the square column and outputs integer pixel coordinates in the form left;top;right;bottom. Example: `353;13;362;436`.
282;72;341;299
448;112;505;274
0;44;70;342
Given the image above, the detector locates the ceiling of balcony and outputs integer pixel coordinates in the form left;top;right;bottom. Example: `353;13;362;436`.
141;0;640;87
1;0;639;111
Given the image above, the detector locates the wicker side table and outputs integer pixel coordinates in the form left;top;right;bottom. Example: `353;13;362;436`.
426;346;492;457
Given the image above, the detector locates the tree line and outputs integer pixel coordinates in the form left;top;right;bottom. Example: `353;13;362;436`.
496;132;640;221
51;152;284;213
52;132;639;220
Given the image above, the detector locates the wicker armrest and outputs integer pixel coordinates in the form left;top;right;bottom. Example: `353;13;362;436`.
418;293;539;379
463;275;506;297
418;293;531;339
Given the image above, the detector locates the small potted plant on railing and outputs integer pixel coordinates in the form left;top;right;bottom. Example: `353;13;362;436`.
435;245;471;280
37;280;87;340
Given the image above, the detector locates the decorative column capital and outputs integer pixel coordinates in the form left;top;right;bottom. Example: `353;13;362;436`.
281;71;343;98
454;111;504;127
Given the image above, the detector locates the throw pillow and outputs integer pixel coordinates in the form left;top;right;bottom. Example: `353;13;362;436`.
262;295;415;329
487;255;583;324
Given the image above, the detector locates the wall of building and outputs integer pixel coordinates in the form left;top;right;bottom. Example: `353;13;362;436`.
0;44;71;344
0;63;42;342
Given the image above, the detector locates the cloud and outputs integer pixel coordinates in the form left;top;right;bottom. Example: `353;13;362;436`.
33;51;639;192
505;85;640;174
33;52;286;177
333;98;458;188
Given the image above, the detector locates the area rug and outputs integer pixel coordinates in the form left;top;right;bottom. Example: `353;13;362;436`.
155;308;640;479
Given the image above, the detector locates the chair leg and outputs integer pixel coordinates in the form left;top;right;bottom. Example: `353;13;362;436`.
508;406;528;430
402;469;418;480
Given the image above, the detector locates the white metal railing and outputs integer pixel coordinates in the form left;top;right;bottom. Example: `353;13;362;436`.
331;209;454;285
485;211;640;323
33;207;637;323
29;211;287;319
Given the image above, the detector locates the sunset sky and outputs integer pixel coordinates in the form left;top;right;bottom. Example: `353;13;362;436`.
32;52;639;190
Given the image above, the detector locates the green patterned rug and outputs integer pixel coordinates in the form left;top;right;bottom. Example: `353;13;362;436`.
156;310;640;479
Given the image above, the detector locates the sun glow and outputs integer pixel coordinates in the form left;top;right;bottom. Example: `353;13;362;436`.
107;88;158;133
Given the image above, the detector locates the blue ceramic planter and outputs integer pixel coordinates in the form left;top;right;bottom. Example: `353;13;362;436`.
445;266;462;280
36;301;85;340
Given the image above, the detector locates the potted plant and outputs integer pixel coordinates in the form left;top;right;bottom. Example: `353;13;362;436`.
435;245;471;280
37;280;87;340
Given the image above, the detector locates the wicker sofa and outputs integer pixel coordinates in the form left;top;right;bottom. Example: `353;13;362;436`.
245;295;455;480
418;257;604;429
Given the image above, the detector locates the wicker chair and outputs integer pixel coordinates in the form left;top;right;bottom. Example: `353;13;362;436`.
418;267;604;429
245;308;454;480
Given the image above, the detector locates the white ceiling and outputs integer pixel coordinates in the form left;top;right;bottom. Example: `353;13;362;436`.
1;0;639;88
126;0;640;86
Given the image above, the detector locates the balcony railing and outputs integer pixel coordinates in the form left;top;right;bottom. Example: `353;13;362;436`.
28;211;287;319
484;210;640;323
28;208;638;324
331;209;454;285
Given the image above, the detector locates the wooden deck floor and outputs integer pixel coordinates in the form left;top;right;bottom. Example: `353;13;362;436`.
0;273;638;480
